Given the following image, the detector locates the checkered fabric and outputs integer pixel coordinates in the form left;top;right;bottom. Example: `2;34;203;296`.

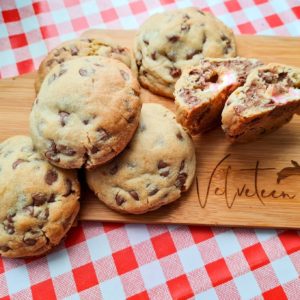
0;0;300;299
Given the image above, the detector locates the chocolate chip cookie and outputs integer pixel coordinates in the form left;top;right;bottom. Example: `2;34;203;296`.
0;136;80;258
222;63;300;143
30;56;141;169
174;58;262;134
86;103;196;214
133;7;236;98
35;37;135;93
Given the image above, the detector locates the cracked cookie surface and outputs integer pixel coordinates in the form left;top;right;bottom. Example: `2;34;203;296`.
174;58;262;134
0;136;80;258
30;56;141;169
35;37;135;93
133;7;236;98
86;103;196;214
222;63;300;143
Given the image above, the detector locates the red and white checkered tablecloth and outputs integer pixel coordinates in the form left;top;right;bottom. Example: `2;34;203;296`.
1;0;300;299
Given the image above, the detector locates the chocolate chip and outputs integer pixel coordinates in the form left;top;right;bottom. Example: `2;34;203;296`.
221;34;232;54
23;205;34;216
59;111;69;126
83;119;89;125
126;114;135;123
70;45;79;55
32;193;48;206
129;190;139;201
148;188;158;196
56;58;64;64
158;160;169;169
115;193;125;206
198;10;205;15
97;128;110;141
151;51;157;60
180;160;185;171
23;238;37;246
91;146;99;154
170;67;181;78
202;33;207;44
56;144;76;156
63;179;73;197
109;164;118;175
0;245;10;252
48;73;57;85
120;69;129;81
12;159;26;169
209;73;219;83
5;223;15;234
46;59;55;67
181;23;190;32
186;49;201;60
175;172;188;190
143;39;149;45
166;52;176;62
45;169;58;185
168;35;180;43
79;68;93;77
58;68;67;77
176;132;183;140
160;170;169;177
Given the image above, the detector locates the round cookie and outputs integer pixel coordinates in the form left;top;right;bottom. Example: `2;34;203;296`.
30;56;141;169
86;103;196;214
134;7;236;98
35;37;135;93
0;136;80;258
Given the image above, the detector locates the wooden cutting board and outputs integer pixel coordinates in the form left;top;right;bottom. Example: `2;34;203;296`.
1;29;300;229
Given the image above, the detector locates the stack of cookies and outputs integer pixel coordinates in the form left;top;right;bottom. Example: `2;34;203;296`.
2;7;300;258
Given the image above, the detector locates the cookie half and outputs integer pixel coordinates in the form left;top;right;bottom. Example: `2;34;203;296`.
35;37;135;93
86;103;196;214
0;136;80;258
174;58;262;134
222;63;300;143
134;7;236;98
30;56;141;169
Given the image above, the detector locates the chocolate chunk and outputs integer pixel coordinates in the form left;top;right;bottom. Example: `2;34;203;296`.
97;128;110;141
46;59;55;67
115;193;125;206
70;45;79;56
109;164;118;175
32;193;48;206
45;141;60;162
0;245;10;252
209;73;219;83
176;132;183;140
151;51;157;60
83;119;89;125
63;179;73;197
175;172;188;190
129;190;139;201
120;69;129;81
278;72;288;81
56;144;76;156
23;238;37;246
168;35;180;43
158;160;169;169
12;159;26;169
148;188;158;196
45;169;58;185
59;111;69;126
186;49;201;60
170;67;181;78
91;146;99;154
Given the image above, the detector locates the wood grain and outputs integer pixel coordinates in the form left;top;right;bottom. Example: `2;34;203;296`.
1;30;300;229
